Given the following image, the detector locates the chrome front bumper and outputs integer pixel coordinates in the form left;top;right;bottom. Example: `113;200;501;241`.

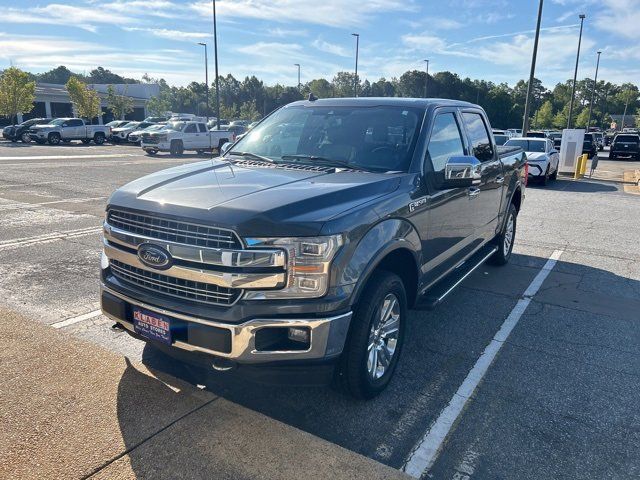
101;284;352;364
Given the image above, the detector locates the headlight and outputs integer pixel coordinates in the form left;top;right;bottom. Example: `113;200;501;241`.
242;234;344;299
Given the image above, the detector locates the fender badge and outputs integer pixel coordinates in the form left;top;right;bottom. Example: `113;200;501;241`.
409;197;427;212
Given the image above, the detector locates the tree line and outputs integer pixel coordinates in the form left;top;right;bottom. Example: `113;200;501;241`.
1;65;639;129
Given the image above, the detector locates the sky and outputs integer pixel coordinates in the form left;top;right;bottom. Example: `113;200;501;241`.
0;0;638;89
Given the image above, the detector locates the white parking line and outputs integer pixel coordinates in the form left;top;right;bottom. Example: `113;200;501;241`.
0;180;65;188
0;226;101;250
0;196;106;211
402;249;564;478
0;153;140;161
51;309;102;329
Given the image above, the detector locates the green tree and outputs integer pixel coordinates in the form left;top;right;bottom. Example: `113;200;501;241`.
239;101;261;121
106;84;134;120
0;67;36;124
65;76;101;122
552;106;568;129
533;100;554;129
307;78;333;98
37;65;75;84
574;108;590;128
146;94;171;116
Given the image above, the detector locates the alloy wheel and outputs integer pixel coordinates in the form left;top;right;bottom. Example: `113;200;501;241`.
367;293;401;380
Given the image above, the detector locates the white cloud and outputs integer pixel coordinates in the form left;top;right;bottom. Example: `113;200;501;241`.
267;27;309;38
595;0;640;39
124;27;210;42
312;39;350;57
190;0;417;28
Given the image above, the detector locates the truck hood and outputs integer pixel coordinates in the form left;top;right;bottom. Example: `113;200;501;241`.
109;159;401;237
31;124;55;130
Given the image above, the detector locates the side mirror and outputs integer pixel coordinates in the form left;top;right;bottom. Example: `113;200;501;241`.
441;156;482;188
220;142;232;155
62;123;68;127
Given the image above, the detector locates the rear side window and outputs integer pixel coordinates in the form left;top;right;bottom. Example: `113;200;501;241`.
68;119;83;127
462;112;494;162
427;113;465;173
184;123;197;133
198;123;208;133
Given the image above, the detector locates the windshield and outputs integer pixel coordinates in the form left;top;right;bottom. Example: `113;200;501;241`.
505;139;546;152
48;119;67;126
122;122;139;128
165;121;185;131
228;105;424;172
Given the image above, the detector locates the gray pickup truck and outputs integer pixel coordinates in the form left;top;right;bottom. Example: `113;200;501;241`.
28;118;110;145
101;98;526;398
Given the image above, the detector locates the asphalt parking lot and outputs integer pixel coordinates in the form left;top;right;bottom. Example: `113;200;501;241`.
1;141;639;479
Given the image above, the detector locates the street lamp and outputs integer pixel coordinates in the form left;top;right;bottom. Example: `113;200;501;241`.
294;63;301;90
352;33;359;97
522;0;544;136
211;0;220;130
197;42;211;153
567;13;586;129
586;51;602;130
423;59;429;98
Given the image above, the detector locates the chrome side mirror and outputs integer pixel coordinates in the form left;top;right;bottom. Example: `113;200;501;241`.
220;142;232;155
442;156;482;188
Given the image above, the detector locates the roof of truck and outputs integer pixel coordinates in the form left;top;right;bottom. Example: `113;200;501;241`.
287;97;476;109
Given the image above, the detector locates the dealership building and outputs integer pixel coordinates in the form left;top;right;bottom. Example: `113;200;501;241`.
13;82;160;124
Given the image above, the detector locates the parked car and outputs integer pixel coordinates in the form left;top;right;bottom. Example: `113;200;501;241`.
105;120;129;129
505;137;559;185
594;132;604;151
144;116;169;123
112;121;156;143
101;97;526;399
2;118;51;143
128;124;166;144
582;133;598;159
213;124;247;137
525;131;547;138
605;133;614;146
609;133;640;160
28;118;110;145
547;131;562;150
141;120;235;156
494;134;509;145
507;128;522;136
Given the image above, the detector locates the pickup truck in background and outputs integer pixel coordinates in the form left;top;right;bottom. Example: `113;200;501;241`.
140;120;235;156
101;98;526;399
28;118;110;145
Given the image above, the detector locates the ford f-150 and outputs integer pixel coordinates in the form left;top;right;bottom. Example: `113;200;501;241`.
101;98;526;399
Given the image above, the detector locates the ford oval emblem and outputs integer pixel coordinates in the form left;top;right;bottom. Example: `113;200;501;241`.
137;244;172;270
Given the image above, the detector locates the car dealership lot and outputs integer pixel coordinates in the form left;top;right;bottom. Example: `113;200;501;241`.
1;143;639;479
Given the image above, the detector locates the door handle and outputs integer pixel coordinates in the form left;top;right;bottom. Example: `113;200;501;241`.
496;176;505;184
468;187;480;198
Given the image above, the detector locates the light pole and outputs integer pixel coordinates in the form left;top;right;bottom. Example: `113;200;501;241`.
212;0;220;130
586;50;602;130
621;90;632;130
352;33;359;97
198;42;211;152
294;63;301;90
423;59;429;98
567;13;586;129
522;0;544;136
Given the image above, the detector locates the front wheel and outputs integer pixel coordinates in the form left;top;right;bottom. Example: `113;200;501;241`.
489;203;517;266
48;133;60;145
336;270;406;399
20;132;31;143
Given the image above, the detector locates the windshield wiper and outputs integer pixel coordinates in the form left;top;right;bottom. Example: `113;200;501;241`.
279;154;358;170
227;151;274;163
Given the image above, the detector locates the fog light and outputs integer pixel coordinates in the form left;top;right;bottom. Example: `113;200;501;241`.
288;327;310;343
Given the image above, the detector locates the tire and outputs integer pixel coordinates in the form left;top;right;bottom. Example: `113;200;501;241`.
550;166;558;180
336;270;406;399
489;203;517;266
48;133;61;145
540;166;550;186
169;140;183;156
20;132;31;143
94;133;105;145
609;153;615;160
196;149;205;155
145;149;157;156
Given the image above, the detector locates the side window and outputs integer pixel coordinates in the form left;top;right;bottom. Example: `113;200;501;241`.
426;113;465;173
184;123;197;133
462;112;494;162
198;123;207;133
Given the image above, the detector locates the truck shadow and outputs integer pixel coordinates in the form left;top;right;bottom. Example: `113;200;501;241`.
115;252;640;471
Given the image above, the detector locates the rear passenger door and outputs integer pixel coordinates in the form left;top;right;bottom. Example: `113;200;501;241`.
460;111;504;242
183;123;198;148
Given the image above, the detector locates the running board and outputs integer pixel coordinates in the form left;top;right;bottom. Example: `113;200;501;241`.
414;244;499;310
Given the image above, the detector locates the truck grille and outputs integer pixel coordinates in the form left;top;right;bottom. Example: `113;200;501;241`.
110;259;240;306
143;135;159;144
107;209;241;249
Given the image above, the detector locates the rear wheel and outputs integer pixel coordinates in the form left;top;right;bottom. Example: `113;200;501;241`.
489;203;517;266
48;133;60;145
336;270;406;399
169;140;184;156
94;133;105;145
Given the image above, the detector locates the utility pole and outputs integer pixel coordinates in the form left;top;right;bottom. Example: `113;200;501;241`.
522;0;544;136
586;50;602;130
212;0;221;130
294;63;301;90
567;14;586;129
198;42;211;152
352;33;360;97
423;59;429;98
621;90;631;130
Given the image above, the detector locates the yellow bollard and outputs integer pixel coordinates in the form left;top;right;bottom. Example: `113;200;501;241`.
580;154;588;176
574;155;582;179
